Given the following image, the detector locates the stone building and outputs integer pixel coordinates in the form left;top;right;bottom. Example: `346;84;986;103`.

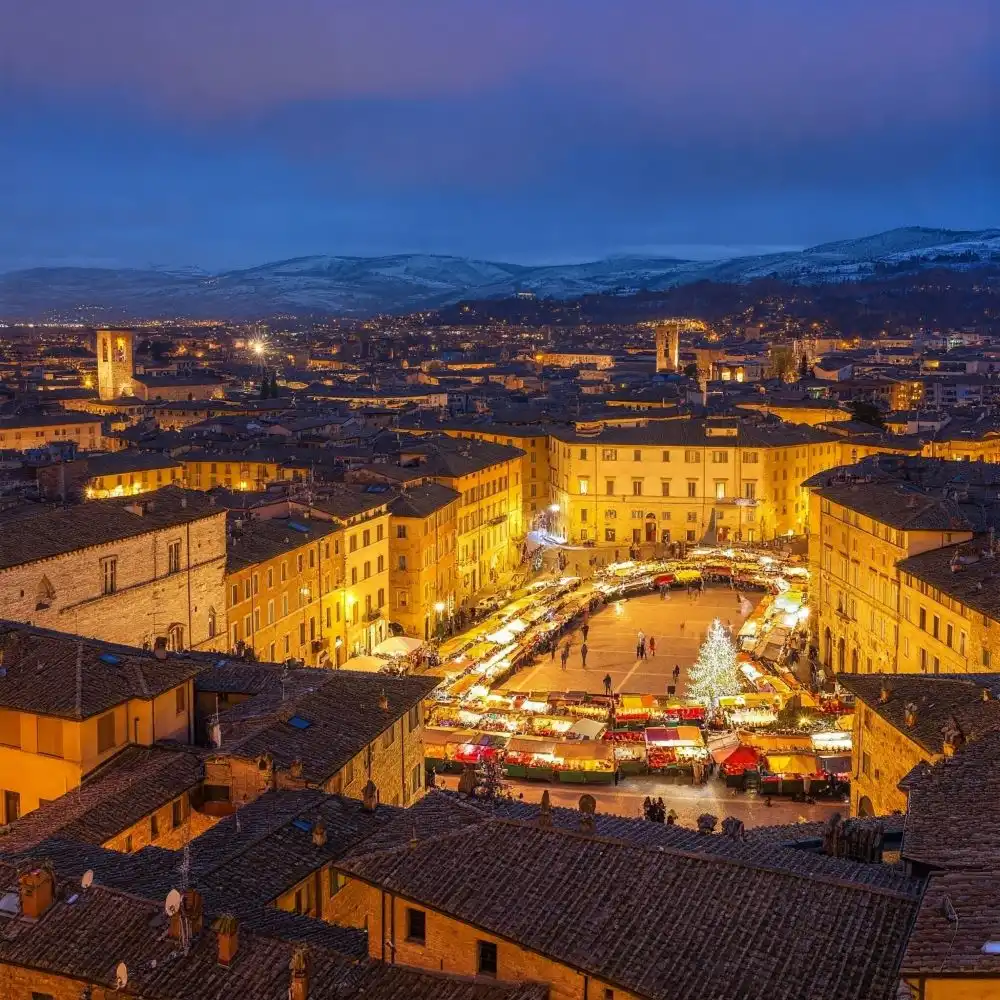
0;412;103;453
838;673;1000;817
0;486;227;652
95;327;134;401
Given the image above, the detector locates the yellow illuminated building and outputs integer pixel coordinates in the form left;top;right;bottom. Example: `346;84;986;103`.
547;419;841;547
388;483;460;640
181;450;312;491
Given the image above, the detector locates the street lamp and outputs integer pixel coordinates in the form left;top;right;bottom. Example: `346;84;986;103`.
549;504;560;513
434;602;446;614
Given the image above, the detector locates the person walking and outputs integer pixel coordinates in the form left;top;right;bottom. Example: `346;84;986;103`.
648;636;656;658
603;673;613;697
582;622;590;642
580;642;589;668
550;640;557;662
635;641;642;661
672;663;681;687
639;638;647;660
560;644;570;671
679;621;685;635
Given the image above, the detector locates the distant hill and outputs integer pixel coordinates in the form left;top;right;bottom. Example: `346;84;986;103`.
1;227;997;320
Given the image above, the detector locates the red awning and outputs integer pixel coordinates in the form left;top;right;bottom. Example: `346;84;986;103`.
713;744;761;767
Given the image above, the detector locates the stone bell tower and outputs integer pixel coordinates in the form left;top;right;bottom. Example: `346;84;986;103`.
96;329;135;401
655;321;681;373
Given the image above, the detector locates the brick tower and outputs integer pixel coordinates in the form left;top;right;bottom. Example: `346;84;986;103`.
96;329;135;401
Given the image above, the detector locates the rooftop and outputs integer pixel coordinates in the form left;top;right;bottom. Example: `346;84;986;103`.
837;673;1000;756
0;621;207;719
0;486;224;570
226;516;341;574
340;803;918;1000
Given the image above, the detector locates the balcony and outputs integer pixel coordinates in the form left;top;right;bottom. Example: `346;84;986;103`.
486;513;508;527
365;607;383;623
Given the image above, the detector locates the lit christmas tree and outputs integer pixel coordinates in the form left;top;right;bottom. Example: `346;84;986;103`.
687;619;742;708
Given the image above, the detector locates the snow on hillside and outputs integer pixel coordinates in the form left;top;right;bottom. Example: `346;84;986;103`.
0;228;997;319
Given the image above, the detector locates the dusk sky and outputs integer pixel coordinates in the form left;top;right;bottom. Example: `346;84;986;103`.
0;0;997;271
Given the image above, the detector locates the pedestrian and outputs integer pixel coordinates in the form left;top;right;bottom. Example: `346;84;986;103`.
580;642;588;668
603;673;613;697
635;642;642;661
679;621;685;635
672;664;681;686
660;583;666;600
550;640;557;661
649;636;656;657
582;622;590;642
642;796;652;820
560;644;570;671
640;639;647;660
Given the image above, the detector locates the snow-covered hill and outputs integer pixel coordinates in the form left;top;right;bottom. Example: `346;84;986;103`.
1;227;997;319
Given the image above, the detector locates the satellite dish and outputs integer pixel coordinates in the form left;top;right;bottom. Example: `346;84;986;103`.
115;962;128;988
164;888;182;917
81;870;94;890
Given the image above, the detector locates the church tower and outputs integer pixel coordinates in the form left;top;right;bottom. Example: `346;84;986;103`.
96;329;134;401
655;321;680;373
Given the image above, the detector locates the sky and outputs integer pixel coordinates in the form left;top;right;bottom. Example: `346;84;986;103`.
0;0;997;271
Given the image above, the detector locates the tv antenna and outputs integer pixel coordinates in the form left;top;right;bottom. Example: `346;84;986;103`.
164;888;182;917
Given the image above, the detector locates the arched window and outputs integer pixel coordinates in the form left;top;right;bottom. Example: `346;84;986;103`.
207;608;217;639
167;624;185;651
35;576;56;611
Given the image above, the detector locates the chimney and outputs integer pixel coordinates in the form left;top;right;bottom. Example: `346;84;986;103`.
904;702;918;728
984;687;992;702
311;819;327;848
697;813;718;835
578;793;597;834
377;689;389;711
289;945;309;1000
361;780;379;813
537;790;552;829
878;682;892;705
213;914;239;966
169;889;204;939
18;866;55;920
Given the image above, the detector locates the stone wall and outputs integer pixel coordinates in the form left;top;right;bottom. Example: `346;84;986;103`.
0;511;227;651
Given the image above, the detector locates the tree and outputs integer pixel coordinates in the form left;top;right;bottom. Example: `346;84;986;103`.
848;399;884;428
687;619;742;708
259;370;270;399
683;363;699;379
270;373;280;398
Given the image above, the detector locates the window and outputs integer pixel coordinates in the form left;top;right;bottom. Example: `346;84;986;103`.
0;711;20;748
578;478;589;495
946;623;954;648
960;631;967;655
744;451;759;464
605;480;615;495
363;560;371;579
918;607;927;630
862;751;872;777
377;587;385;607
744;482;756;500
362;529;371;547
151;813;160;840
329;869;347;897
175;685;186;714
398;555;407;570
661;451;670;463
604;528;616;542
377;524;384;541
231;584;239;606
601;448;617;460
381;725;395;749
267;568;274;588
397;525;407;539
687;482;697;498
932;615;940;639
97;712;116;754
477;941;498;977
167;540;181;574
631;480;643;496
101;557;118;595
349;535;358;552
684;450;699;464
172;798;183;828
579;448;588;460
4;791;20;823
406;908;426;944
711;450;728;463
984;648;992;668
377;555;385;573
37;717;63;758
714;481;726;500
408;704;421;731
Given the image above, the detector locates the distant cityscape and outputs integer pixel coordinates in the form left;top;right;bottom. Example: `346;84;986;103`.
0;237;999;1000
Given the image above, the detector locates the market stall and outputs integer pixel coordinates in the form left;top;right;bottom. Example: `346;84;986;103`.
554;740;616;785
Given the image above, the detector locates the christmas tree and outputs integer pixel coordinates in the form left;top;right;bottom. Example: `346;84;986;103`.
687;618;742;708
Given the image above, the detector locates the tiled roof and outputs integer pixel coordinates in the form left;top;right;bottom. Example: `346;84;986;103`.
0;744;204;851
837;673;1000;756
389;482;461;519
225;517;340;573
0;485;223;570
84;450;184;475
0;622;206;719
899;542;1000;622
902;727;1000;871
339;814;918;1000
546;419;837;448
901;871;1000;976
220;671;438;783
0;862;545;1000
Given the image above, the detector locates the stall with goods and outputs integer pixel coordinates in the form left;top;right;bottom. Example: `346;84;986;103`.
554;740;616;785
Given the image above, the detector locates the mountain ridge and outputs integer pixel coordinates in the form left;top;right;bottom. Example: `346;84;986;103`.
1;226;997;320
